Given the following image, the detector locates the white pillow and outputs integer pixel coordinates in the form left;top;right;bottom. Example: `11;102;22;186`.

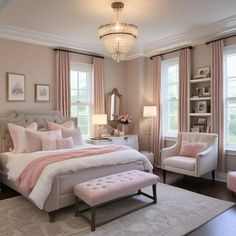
8;122;38;153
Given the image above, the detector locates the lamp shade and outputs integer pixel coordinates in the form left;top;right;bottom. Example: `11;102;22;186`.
143;106;157;117
92;114;107;125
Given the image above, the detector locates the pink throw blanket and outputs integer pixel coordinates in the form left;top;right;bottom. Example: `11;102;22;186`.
17;145;130;194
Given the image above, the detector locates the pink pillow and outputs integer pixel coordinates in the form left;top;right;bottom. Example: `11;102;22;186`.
56;137;75;149
46;120;75;130
47;122;83;146
25;130;62;153
179;143;207;158
8;122;38;153
41;137;75;151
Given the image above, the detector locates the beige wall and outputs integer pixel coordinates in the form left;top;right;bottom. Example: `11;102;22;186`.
0;38;56;117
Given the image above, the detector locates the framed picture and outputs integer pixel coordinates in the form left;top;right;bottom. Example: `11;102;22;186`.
35;84;50;102
197;101;207;113
7;73;25;101
197;66;210;78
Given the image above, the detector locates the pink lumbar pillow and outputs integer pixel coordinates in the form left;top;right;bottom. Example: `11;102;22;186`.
179;142;207;158
8;122;38;153
46;120;75;130
41;137;75;151
25;130;62;153
47;121;83;146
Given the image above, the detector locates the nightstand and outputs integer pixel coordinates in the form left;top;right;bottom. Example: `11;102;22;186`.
86;135;139;151
140;151;154;165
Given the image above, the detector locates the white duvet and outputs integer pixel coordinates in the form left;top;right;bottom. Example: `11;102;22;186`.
3;144;152;209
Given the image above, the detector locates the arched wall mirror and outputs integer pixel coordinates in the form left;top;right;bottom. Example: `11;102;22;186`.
105;88;122;128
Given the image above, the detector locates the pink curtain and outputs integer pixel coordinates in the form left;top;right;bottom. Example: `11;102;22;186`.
153;56;163;167
179;48;191;132
93;57;105;114
56;50;70;118
210;40;225;172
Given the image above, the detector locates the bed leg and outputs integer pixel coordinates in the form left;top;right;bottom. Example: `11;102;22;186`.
48;211;56;223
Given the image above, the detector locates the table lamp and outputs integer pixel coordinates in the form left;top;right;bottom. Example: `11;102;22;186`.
92;114;107;139
143;106;157;153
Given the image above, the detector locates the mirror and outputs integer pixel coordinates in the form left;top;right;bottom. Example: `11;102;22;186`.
105;88;122;128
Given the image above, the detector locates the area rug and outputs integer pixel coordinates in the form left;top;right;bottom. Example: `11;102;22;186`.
0;183;234;236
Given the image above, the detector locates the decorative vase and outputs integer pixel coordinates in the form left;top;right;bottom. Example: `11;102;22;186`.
121;124;128;135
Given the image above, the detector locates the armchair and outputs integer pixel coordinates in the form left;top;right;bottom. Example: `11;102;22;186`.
161;132;218;183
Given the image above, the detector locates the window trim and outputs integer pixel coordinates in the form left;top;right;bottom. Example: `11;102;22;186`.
70;62;93;138
224;45;236;151
161;57;179;138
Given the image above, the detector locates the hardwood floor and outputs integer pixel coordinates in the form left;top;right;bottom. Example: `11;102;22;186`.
0;171;236;235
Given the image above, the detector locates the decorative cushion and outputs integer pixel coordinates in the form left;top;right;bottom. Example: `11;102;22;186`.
46;120;75;130
56;137;75;149
41;136;75;151
178;142;207;158
164;156;196;171
47;122;83;146
8;122;38;153
25;130;62;153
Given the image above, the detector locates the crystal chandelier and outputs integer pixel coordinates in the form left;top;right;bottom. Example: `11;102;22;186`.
98;2;138;62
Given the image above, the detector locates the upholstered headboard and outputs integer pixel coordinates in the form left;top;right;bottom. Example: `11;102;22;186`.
0;110;69;153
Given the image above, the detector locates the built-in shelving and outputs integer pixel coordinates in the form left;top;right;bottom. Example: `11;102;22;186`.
190;78;211;83
189;113;211;117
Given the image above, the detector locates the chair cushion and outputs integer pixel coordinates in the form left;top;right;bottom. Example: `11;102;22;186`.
179;142;207;158
164;156;196;171
74;170;159;206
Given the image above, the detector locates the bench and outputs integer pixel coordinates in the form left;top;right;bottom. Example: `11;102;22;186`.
74;170;160;231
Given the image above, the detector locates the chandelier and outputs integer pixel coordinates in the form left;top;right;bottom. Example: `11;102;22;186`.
98;2;138;62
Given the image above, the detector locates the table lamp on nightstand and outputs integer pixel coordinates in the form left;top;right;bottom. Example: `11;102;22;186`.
143;106;157;153
92;114;107;139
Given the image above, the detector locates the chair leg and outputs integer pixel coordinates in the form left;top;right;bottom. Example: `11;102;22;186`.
211;170;215;181
152;184;157;204
162;169;166;183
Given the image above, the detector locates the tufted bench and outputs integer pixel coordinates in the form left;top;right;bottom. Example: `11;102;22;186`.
74;170;159;231
227;172;236;194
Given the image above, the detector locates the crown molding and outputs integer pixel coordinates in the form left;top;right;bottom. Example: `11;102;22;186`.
0;14;236;61
127;14;236;59
0;24;108;57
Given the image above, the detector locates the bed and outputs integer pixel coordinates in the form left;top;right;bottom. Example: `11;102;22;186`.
0;111;152;221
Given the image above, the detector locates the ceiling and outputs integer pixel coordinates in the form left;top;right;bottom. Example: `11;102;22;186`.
0;0;236;59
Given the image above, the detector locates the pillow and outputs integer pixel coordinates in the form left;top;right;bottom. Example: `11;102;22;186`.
47;122;83;146
8;122;38;153
56;137;75;150
25;130;62;153
46;120;75;130
41;137;75;151
178;142;207;158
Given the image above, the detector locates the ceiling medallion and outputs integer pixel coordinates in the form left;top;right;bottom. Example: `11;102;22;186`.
98;2;138;62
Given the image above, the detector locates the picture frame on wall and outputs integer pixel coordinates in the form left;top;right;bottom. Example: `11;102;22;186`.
7;73;25;101
35;84;50;102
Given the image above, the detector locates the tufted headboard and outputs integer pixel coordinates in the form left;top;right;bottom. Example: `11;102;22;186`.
0;110;69;153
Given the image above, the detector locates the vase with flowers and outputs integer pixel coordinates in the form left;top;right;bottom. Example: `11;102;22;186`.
117;114;133;135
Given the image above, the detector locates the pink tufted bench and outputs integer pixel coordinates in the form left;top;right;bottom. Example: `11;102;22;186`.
227;172;236;194
74;170;159;231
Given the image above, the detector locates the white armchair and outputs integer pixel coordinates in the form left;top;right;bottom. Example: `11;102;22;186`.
161;132;218;183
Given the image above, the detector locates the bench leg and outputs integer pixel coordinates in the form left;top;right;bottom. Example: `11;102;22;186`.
75;197;79;217
91;207;96;231
137;189;142;195
152;184;157;204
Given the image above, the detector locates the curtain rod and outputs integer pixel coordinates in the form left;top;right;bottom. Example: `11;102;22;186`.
150;46;192;60
54;48;104;59
206;34;236;45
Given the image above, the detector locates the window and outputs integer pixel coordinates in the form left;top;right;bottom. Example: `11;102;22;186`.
161;58;179;137
70;62;92;138
224;46;236;149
